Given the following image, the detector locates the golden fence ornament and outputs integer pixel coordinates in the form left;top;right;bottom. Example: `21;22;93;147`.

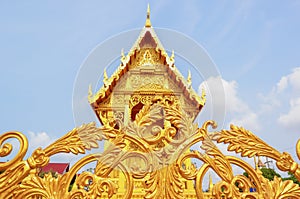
1;104;300;198
1;5;300;199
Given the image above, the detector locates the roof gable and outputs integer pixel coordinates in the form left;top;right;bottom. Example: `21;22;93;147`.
89;5;206;125
139;31;157;48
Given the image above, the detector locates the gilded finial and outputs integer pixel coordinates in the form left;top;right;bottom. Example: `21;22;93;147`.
121;48;125;62
167;50;176;68
121;48;125;58
171;50;175;60
187;70;192;86
145;4;152;27
201;87;206;101
103;68;108;80
103;68;109;87
88;84;93;102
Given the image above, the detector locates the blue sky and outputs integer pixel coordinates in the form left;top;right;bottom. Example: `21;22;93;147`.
1;1;300;173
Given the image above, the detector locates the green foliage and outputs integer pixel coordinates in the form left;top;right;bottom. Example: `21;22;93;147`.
38;170;77;192
68;175;77;192
260;167;281;181
38;169;58;178
243;168;300;186
69;184;74;192
243;168;281;181
282;172;300;186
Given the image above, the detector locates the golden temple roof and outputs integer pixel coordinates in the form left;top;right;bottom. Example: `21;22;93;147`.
89;5;205;110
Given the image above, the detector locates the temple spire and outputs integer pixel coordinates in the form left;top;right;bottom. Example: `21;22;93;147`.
145;4;152;27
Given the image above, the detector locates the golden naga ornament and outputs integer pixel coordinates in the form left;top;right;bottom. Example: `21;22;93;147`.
1;5;300;199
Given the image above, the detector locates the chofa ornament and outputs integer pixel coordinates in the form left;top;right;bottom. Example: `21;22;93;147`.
1;4;300;199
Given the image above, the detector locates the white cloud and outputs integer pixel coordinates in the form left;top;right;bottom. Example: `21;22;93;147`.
276;76;288;93
229;112;260;132
276;67;300;94
28;131;54;149
199;77;260;131
221;79;248;113
51;153;77;164
278;97;300;130
271;67;300;131
285;68;300;91
257;91;281;114
254;67;300;133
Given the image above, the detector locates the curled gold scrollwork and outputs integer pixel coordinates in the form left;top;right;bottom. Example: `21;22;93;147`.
213;124;300;182
0;131;28;170
0;122;105;198
0;143;12;158
1;99;300;198
212;125;281;159
75;172;117;198
27;147;49;169
14;173;70;199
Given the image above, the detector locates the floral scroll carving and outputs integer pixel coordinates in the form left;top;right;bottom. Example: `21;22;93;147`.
1;104;300;198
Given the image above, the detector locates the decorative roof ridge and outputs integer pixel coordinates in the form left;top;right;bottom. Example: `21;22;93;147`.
89;5;206;107
89;6;170;104
166;61;206;106
89;41;206;106
127;26;168;58
89;57;206;106
126;4;167;57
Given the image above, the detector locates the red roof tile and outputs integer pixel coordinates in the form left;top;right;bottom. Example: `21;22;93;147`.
41;163;69;174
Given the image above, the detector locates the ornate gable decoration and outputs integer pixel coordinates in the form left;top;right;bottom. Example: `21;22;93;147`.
89;6;205;126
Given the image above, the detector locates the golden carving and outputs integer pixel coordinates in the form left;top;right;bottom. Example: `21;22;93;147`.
1;5;300;199
0;122;104;198
130;48;162;69
213;125;300;180
1;103;300;198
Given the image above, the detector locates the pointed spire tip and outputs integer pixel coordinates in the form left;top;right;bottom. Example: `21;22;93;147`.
187;70;192;82
145;3;152;27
